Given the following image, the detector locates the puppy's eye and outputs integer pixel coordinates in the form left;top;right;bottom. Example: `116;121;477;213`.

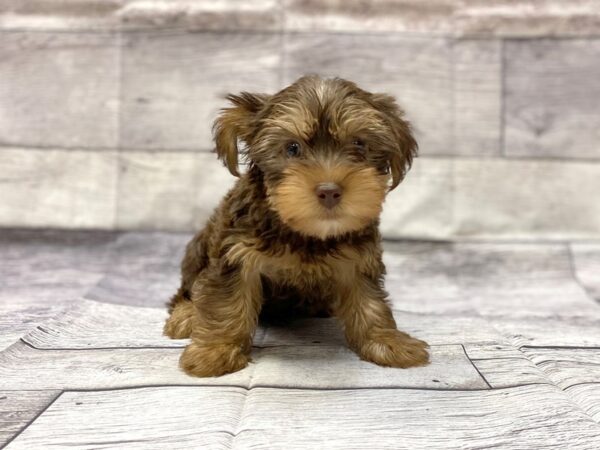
351;139;366;152
286;141;301;157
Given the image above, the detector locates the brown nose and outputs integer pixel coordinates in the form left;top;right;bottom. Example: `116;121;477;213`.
316;183;342;209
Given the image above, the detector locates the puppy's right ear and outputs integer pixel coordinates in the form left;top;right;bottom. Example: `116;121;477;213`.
213;92;269;177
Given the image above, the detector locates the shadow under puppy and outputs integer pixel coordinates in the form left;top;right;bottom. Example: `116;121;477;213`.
164;75;429;377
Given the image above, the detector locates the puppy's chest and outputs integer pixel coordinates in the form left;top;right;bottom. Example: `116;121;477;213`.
226;240;359;285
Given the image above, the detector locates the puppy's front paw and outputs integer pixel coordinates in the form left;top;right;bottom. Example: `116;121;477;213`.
358;328;429;368
180;342;249;377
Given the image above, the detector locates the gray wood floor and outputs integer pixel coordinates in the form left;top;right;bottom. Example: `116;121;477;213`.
1;229;600;448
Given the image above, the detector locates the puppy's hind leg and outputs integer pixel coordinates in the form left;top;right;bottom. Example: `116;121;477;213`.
164;292;196;339
165;228;211;339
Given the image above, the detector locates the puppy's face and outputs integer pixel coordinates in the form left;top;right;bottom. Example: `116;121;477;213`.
214;76;417;240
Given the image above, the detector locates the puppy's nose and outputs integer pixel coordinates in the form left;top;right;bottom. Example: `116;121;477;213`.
316;183;342;209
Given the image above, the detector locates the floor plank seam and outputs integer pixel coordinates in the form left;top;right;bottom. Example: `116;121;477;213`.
5;382;554;395
1;390;63;449
565;382;600;389
470;356;535;362
19;339;486;351
549;388;600;424
520;345;600;350
461;344;492;389
515;343;600;424
19;339;187;351
231;383;251;447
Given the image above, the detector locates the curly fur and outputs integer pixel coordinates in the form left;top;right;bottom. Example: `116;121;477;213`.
164;76;429;377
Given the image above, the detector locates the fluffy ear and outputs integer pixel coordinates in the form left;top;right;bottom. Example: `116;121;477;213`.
371;94;418;190
212;92;269;177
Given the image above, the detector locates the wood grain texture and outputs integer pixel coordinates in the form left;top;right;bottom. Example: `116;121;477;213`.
379;158;454;240
0;228;114;292
119;0;281;32
114;151;235;232
0;298;75;351
8;385;600;449
452;158;600;240
6;386;244;450
453;243;574;288
234;385;600;449
383;242;473;315
0;32;119;149
3;0;600;37
250;344;488;390
455;1;600;38
283;0;600;37
85;231;188;308
455;243;600;320
0;149;118;229
384;242;599;318
571;243;600;302
0;342;488;391
260;311;508;348
492;316;600;348
0;0;281;32
0;0;126;30
21;300;189;349
520;348;600;389
565;384;600;423
2;234;600;446
504;39;600;159
20;298;506;350
0;390;61;448
452;38;502;156
0;342;250;390
283;0;457;34
518;348;600;424
470;357;549;388
120;30;280;150
469;282;600;321
463;343;527;360
0;229;117;349
387;157;600;240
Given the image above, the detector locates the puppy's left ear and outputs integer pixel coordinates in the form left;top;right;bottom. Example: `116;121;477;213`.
371;94;418;190
213;92;269;177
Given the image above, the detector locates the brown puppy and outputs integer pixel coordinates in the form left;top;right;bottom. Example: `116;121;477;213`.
164;75;429;377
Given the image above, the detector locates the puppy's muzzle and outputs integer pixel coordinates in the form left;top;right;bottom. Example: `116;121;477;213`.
316;182;342;209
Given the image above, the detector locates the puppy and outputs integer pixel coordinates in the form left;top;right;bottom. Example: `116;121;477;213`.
164;75;429;377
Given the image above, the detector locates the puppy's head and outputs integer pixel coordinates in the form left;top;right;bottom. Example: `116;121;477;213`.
213;76;417;240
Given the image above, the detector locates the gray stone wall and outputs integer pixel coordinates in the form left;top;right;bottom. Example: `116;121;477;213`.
1;1;600;239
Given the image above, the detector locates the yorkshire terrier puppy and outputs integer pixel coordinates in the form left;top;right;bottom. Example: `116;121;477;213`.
164;75;429;377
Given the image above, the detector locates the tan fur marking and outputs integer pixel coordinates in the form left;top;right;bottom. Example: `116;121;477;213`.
269;159;388;239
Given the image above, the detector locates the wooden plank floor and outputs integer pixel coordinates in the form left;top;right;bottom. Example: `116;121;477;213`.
1;230;600;448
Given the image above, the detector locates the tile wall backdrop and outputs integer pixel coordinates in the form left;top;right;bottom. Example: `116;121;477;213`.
1;0;600;240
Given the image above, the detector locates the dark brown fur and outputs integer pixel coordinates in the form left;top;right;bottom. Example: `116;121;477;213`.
164;76;429;377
